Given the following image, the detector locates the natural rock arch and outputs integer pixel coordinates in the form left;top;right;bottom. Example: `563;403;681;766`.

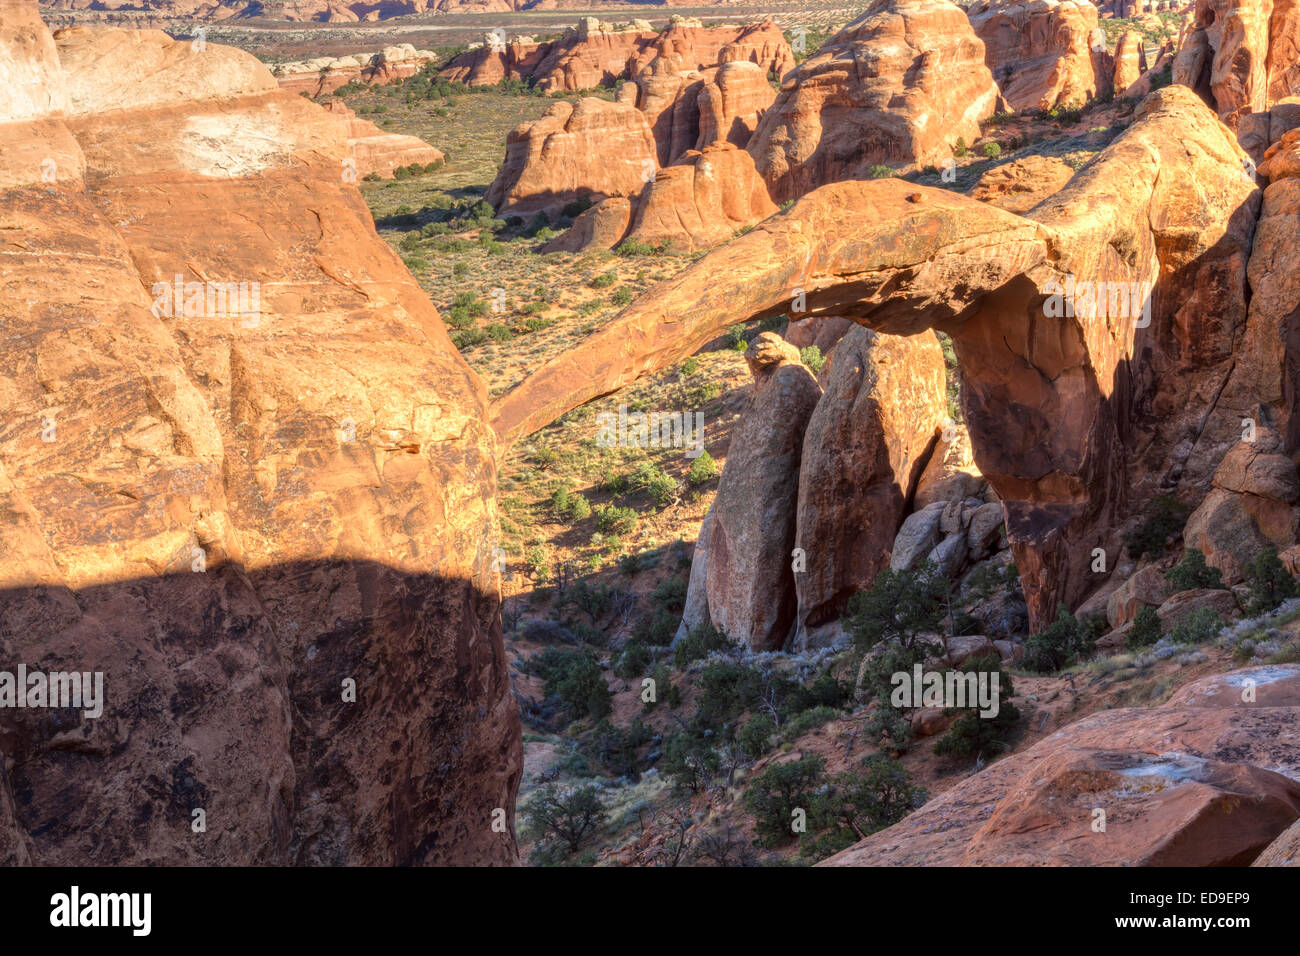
491;87;1268;630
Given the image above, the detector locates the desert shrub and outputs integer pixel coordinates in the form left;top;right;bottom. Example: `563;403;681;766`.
1022;604;1099;673
1168;607;1224;645
687;450;718;485
738;712;776;758
586;718;651;776
661;729;719;792
644;661;679;710
611;287;635;306
933;654;1020;758
726;324;748;348
1166;548;1224;592
522;784;605;856
694;660;764;730
868;164;895;179
596;504;637;535
1244;546;1300;613
1123;494;1190;560
563;198;593;218
680;356;699;376
626;463;677;506
530;648;610;720
589;270;617;289
1127;604;1162;648
844;561;947;652
800;345;826;375
781;705;841;741
612;641;649;681
744;755;825;846
981;142;1002;159
674;621;729;667
804;754;925;859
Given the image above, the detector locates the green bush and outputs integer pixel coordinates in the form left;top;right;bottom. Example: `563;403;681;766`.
799;345;826;375
806;754;925;856
529;648;611;720
868;164;895;179
1244;546;1300;613
781;705;841;742
933;653;1020;758
613;641;651;680
596;504;638;535
1168;607;1224;645
1166;548;1224;592
738;712;776;759
1127;604;1162;648
687;450;718;485
611;287;635;307
981;142;1002;159
744;755;825;846
1022;604;1100;673
674;621;729;667
522;784;605;855
587;718;651;776
1123;494;1190;560
589;270;617;289
662;729;719;793
844;561;947;652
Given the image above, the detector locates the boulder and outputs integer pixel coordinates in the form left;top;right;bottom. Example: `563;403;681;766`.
891;502;949;571
946;634;999;666
790;328;946;643
969;155;1076;213
702;335;823;650
968;0;1108;111
1107;565;1172;627
1254;817;1300;865
539;196;634;253
485;98;658;219
746;0;1001;201
1155;587;1238;629
913;424;988;509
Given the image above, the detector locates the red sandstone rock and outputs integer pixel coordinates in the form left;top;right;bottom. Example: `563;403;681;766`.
969;0;1108;111
695;59;775;151
0;4;520;865
747;0;1001;202
620;143;777;252
1112;28;1147;93
485;97;658;219
702;335;822;651
792;328;947;645
968;154;1075;213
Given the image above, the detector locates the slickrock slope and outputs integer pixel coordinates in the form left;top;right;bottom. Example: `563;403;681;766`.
0;5;520;865
321;100;445;179
440;18;794;95
968;154;1076;212
485;97;658;219
490;86;1263;632
746;0;1001;202
824;666;1300;865
968;0;1109;111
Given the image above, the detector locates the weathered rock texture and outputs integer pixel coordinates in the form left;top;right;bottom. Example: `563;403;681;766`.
746;0;1001;202
968;0;1108;111
490;86;1267;632
440;19;794;94
0;3;520;866
825;666;1300;865
700;335;822;651
793;328;947;642
695;59;775;151
969;154;1076;213
485;97;658;219
1112;28;1147;93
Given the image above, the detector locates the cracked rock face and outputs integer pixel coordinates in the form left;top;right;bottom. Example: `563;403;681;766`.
0;2;520;865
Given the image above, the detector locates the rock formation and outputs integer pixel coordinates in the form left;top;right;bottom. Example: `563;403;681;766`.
696;59;776;151
490;86;1265;632
792;329;948;645
272;44;438;97
825;666;1300;865
697;335;823;651
0;2;520;865
1112;28;1147;93
968;0;1109;111
485;97;658;219
746;0;1001;202
440;18;794;95
968;154;1076;212
321;100;445;178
